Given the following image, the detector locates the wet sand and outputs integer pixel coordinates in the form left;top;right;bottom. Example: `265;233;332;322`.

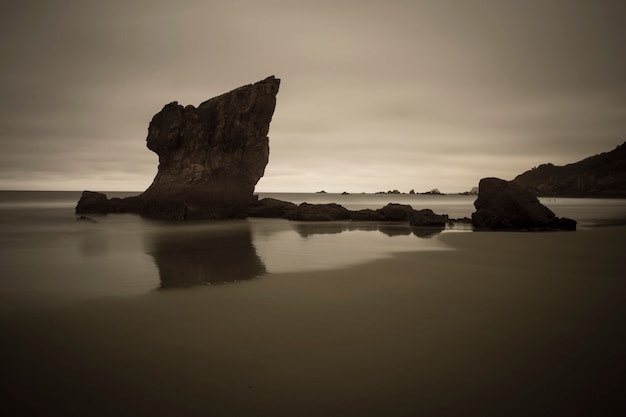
2;226;625;416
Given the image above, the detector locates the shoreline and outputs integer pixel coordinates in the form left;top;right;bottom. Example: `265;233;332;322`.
2;225;625;416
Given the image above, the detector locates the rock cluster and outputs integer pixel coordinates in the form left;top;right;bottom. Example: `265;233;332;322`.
247;200;449;226
471;178;576;230
76;76;280;219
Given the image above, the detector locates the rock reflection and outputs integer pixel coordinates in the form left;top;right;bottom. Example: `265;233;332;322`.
291;221;444;239
293;221;351;238
349;222;442;238
145;222;266;289
412;227;444;238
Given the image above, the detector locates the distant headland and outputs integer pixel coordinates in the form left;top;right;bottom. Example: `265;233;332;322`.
513;141;626;197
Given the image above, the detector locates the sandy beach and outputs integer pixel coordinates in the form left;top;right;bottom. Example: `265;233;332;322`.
2;225;625;416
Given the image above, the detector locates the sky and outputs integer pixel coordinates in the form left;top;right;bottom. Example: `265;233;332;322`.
1;0;625;193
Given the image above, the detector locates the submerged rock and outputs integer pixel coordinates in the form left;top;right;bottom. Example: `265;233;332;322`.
471;177;576;230
76;76;280;219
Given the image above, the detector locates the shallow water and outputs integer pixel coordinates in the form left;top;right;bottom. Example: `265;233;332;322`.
1;191;625;416
1;191;625;309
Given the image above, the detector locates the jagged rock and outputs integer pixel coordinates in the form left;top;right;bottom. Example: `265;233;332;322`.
378;203;415;221
471;177;576;230
247;198;297;218
409;209;448;227
76;76;280;219
286;203;352;221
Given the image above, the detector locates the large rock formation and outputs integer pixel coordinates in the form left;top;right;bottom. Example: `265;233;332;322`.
471;177;576;230
76;76;280;219
513;141;626;197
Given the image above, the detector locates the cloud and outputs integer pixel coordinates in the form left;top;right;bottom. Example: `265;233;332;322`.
0;0;625;192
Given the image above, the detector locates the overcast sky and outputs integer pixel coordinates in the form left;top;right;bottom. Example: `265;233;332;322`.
1;0;625;193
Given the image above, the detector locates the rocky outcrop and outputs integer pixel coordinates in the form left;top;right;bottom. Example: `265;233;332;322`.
513;141;626;197
471;178;576;230
377;203;415;221
247;198;297;218
247;200;453;230
285;203;352;221
76;76;280;219
409;209;448;227
75;191;110;214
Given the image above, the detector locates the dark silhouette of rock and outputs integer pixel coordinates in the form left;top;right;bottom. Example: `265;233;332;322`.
286;203;352;221
76;76;280;219
513;141;626;197
409;209;448;227
248;198;453;227
378;203;415;221
459;187;479;196
471;178;576;230
75;191;110;214
421;188;443;195
350;209;385;221
247;198;297;218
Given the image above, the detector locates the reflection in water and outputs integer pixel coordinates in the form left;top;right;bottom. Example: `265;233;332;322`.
143;219;452;286
293;222;350;238
249;219;452;273
412;227;444;238
145;222;266;289
294;221;444;239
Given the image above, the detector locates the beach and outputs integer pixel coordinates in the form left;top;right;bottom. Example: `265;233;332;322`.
2;211;625;416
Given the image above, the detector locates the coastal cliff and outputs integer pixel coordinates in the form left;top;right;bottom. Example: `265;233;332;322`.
513;142;626;197
76;76;280;219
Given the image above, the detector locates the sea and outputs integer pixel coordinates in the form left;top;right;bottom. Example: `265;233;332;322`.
2;190;625;416
1;190;625;310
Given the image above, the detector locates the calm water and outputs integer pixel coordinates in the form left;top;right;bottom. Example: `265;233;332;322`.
2;191;625;416
1;190;625;309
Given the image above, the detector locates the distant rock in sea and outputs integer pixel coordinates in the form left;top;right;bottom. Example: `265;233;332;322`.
375;189;402;195
459;186;479;196
471;177;576;231
76;76;280;219
421;188;443;195
513;141;626;197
